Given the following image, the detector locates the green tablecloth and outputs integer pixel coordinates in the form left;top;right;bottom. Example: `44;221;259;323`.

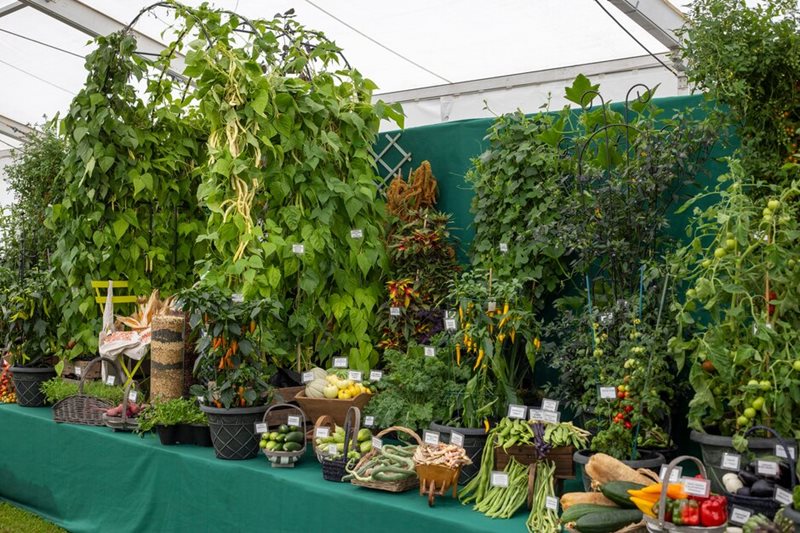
0;404;529;532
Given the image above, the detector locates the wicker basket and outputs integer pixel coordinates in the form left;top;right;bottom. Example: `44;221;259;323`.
644;456;727;533
53;357;123;426
295;390;371;426
350;426;422;493
102;380;141;432
321;406;360;482
260;403;308;468
312;414;338;462
495;444;575;479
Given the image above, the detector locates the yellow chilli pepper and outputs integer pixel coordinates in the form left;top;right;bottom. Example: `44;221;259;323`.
503;301;509;314
456;344;461;366
484;419;490;433
474;348;485;370
510;329;516;343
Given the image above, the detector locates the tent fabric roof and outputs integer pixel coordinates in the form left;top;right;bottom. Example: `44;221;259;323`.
0;0;678;133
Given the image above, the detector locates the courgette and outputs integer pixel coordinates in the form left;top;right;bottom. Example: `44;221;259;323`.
285;431;304;444
600;481;645;509
282;441;302;452
574;509;643;533
560;503;620;524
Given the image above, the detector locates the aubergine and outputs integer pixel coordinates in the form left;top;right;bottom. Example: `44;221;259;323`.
750;479;776;497
736;486;751;496
739;470;759;486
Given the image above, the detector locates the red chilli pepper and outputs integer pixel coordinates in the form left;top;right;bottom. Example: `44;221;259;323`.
699;496;727;527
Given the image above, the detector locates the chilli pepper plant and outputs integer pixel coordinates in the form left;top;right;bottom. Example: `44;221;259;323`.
1;269;59;368
447;269;539;428
669;162;800;439
178;286;280;409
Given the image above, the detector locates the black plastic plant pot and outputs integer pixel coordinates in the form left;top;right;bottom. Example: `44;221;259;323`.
157;425;179;445
429;422;489;485
191;424;213;447
573;449;665;492
200;404;268;460
177;423;195;445
10;366;56;407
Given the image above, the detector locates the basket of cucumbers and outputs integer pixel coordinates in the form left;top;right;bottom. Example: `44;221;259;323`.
321;406;361;482
259;403;307;468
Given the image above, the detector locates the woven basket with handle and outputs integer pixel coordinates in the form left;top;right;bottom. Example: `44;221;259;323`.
312;414;338;463
53;357;124;426
321;406;360;482
102;379;141;432
261;403;307;468
350;426;422;493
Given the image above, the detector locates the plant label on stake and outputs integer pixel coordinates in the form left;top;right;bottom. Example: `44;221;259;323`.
774;487;792;505
105;375;116;386
729;507;752;525
487;300;496;313
287;415;300;427
254;422;268;434
507;404;527;419
444;310;457;331
315;427;330;439
196;396;205;404
333;357;348;369
756;460;779;477
350;229;363;239
292;243;304;255
541;399;559;412
369;370;383;382
499;243;508;254
599;386;617;400
347;370;362;382
364;416;375;428
127;390;138;403
720;452;741;471
450;431;465;448
659;465;682;483
423;346;436;358
490;471;509;488
545;496;559;512
302;371;315;384
681;477;710;498
423;430;440;446
371;436;382;450
327;444;337;456
231;293;244;303
390;307;401;317
75;366;82;377
775;444;796;460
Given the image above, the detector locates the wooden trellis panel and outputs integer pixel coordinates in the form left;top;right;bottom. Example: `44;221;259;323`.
370;132;412;189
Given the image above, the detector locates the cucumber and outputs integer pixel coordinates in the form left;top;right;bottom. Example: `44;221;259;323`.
282;441;302;452
278;424;290;434
285;431;304;444
271;442;284;451
600;481;645;509
574;509;643;533
560;504;620;524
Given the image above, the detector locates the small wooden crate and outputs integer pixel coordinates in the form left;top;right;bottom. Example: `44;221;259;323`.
294;391;371;426
416;464;461;507
495;445;575;479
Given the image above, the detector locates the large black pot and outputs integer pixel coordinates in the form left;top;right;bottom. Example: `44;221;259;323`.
429;422;488;484
10;366;56;407
200;404;267;460
573;449;665;491
157;424;213;446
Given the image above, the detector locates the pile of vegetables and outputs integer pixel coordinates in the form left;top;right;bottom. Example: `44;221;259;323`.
304;368;375;400
0;361;14;403
722;458;795;499
344;442;417;483
317;427;374;461
560;482;646;532
413;443;472;469
740;510;794;533
526;460;558;533
545;422;591;448
470;458;529;519
260;424;304;453
105;401;141;419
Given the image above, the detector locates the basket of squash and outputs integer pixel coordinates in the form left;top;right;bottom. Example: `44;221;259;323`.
295;367;374;426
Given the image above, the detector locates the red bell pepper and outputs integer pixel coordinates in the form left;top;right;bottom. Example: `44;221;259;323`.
700;495;727;527
672;499;700;526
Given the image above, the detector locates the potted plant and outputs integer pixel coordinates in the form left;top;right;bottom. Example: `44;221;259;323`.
1;269;58;407
178;286;279;460
669;164;800;492
136;397;210;446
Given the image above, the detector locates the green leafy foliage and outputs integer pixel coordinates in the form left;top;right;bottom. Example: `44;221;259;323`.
1;269;58;367
669;162;800;439
40;377;124;405
136;397;207;434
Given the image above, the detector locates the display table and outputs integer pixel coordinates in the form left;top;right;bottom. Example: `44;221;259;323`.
0;404;527;532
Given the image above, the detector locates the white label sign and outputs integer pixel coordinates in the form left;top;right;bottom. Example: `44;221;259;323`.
599;386;617;400
545;496;559;512
369;370;383;382
729;507;752;525
659;465;682;483
451;431;465;448
364;416;375;427
302;371;315;383
292;243;305;254
231;293;244;303
775;444;796;460
528;410;560;424
315;427;330;439
254;422;268;434
444;316;457;330
390;307;401;317
371;436;382;450
756;460;780;476
105;375;116;386
327;444;337;455
75;366;82;377
350;229;363;239
490;471;509;488
423;346;436;358
499;243;509;253
127;390;138;403
423;430;440;446
541;399;559;412
721;452;741;471
487;300;496;312
774;487;792;505
507;404;527;419
287;415;300;427
333;357;348;368
348;370;363;382
681;477;710;498
196;396;205;404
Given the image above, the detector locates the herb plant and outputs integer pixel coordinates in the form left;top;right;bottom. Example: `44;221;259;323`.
41;377;124;405
136;398;207;434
